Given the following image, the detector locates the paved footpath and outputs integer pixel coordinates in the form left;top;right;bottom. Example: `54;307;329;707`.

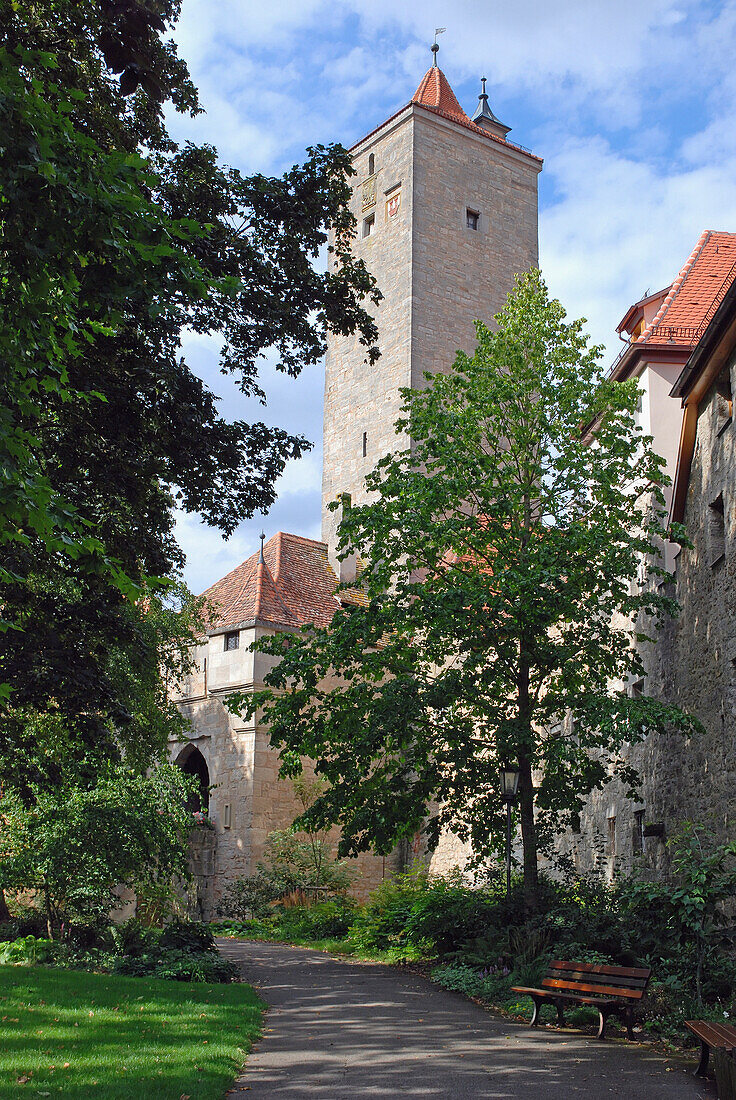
219;939;717;1100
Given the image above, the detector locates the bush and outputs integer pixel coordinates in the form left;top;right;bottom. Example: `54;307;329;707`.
217;873;280;921
0;935;55;965
159;919;216;954
276;898;356;940
115;947;237;983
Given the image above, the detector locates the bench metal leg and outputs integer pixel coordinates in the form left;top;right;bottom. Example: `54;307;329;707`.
625;1006;635;1042
556;1001;566;1027
597;1008;610;1040
695;1040;710;1078
530;997;542;1027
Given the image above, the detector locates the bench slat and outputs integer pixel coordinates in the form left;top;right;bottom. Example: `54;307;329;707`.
686;1021;736;1047
542;977;645;1000
549;960;650;979
539;976;646;994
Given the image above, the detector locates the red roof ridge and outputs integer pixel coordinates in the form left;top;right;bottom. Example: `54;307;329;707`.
642;230;712;338
254;553;294;624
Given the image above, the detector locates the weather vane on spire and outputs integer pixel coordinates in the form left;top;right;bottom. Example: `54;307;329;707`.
431;27;446;65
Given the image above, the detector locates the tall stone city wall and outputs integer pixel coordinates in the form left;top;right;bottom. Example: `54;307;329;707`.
558;354;736;880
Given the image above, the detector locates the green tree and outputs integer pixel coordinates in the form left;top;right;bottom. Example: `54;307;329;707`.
1;2;379;781
0;764;196;935
246;271;699;913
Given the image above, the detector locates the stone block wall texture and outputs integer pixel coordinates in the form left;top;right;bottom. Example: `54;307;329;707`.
171;627;395;916
558;354;736;879
322;106;540;552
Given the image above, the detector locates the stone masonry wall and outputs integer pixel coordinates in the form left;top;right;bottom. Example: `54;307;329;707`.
411;111;539;388
322;109;415;554
559;353;736;880
322;106;541;553
171;626;396;916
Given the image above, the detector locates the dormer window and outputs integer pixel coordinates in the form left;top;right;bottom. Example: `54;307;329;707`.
466;208;480;231
224;631;239;651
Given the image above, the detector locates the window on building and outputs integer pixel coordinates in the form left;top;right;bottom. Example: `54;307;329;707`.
466;208;480;230
716;368;733;434
224;630;239;651
630;678;645;698
362;431;367;458
362;213;375;238
340;491;352;512
709;493;726;567
633;810;645;853
368;153;375;176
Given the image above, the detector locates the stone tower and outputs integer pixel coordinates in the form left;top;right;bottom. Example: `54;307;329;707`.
322;52;542;561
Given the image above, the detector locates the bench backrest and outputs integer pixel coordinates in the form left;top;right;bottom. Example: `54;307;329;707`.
541;960;651;1001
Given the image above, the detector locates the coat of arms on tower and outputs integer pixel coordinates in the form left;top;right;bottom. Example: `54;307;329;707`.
386;192;401;219
361;176;376;211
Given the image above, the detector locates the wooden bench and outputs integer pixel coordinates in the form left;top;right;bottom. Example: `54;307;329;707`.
685;1019;736;1078
512;960;651;1040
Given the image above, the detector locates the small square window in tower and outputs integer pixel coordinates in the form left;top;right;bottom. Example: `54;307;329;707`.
362;213;375;238
466;208;480;231
224;630;239;651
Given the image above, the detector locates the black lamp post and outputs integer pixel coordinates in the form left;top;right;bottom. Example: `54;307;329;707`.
500;764;520;898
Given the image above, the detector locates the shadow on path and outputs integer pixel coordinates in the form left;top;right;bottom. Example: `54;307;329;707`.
219;939;716;1099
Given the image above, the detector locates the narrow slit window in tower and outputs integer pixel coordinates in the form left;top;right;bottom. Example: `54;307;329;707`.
362;213;375;238
709;493;726;566
362;431;367;457
368;153;375;176
716;367;733;434
466;208;479;230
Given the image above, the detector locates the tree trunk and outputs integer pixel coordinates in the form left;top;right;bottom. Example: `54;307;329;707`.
517;628;540;916
518;751;540;915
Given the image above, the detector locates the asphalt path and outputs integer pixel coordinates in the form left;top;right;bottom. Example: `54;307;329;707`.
218;938;717;1099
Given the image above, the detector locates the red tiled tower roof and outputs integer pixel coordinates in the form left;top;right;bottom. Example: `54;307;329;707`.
351;66;541;165
200;532;341;631
412;65;471;125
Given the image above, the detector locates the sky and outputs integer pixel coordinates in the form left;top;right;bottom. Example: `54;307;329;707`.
168;0;736;594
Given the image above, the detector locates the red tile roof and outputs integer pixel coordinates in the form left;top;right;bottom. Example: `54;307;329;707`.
408;66;542;164
200;533;341;631
638;230;736;346
350;67;542;166
412;65;470;125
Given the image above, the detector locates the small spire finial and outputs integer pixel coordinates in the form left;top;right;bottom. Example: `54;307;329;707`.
481;76;487;96
258;530;265;563
432;26;445;65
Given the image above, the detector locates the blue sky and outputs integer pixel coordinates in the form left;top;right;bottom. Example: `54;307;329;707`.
168;0;736;593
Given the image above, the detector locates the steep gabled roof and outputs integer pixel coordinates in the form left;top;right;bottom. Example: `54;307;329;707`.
639;231;736;345
608;230;736;380
200;532;342;631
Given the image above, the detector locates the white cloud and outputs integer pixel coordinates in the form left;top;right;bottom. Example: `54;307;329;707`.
168;0;736;591
540;134;736;358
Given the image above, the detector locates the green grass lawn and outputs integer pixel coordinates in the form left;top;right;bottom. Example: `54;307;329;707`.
0;965;264;1100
